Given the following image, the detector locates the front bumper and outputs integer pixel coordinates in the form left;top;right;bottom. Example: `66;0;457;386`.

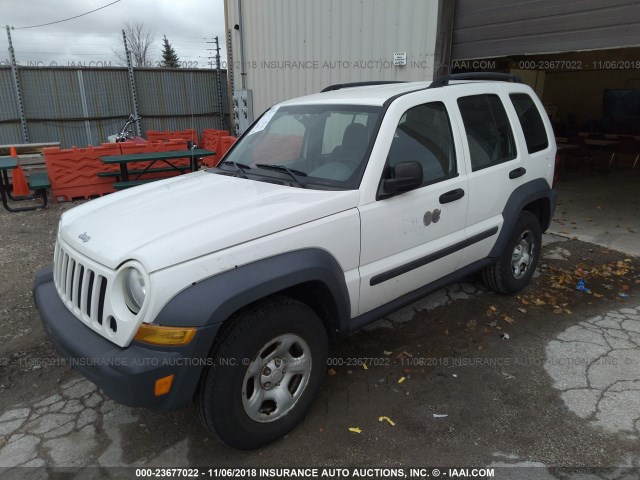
33;266;220;412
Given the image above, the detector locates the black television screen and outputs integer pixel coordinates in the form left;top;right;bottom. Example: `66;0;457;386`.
603;89;640;133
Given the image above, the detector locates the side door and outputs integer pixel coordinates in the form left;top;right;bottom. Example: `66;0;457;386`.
451;88;528;267
358;97;469;315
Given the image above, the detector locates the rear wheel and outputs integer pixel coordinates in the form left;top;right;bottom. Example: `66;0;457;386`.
195;296;328;449
483;210;542;293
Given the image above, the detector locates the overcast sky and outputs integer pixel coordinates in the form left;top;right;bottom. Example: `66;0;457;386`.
1;0;226;68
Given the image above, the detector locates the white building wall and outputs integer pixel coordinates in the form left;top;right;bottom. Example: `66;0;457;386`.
226;0;440;116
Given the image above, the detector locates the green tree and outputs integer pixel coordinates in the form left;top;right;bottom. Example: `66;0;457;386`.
160;34;180;68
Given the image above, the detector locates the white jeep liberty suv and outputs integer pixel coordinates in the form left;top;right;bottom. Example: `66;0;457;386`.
34;73;557;449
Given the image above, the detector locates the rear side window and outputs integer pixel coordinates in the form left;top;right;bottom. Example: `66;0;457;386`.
387;102;457;187
510;93;549;154
457;94;517;171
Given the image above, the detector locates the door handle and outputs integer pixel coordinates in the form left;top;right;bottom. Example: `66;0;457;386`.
509;167;526;179
439;188;465;204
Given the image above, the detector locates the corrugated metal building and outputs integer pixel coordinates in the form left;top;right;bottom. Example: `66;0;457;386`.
225;0;640;135
224;0;446;121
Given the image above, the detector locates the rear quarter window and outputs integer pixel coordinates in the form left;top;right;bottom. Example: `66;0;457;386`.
509;93;549;154
457;94;517;172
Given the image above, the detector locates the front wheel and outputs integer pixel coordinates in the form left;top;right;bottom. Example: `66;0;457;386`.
483;210;542;294
195;296;328;449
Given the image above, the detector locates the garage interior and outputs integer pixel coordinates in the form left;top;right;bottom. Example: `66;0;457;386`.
450;1;640;256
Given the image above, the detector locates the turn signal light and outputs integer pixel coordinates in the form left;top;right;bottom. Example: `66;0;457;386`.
134;324;196;346
154;374;175;396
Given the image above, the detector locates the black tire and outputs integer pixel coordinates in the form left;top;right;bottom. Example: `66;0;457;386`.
483;210;542;294
195;296;328;449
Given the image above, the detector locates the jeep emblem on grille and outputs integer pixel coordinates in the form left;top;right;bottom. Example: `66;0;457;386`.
78;232;91;243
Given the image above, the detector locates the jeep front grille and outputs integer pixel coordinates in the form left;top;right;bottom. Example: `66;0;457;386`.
54;241;109;327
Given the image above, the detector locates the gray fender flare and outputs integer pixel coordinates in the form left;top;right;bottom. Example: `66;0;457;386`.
489;178;557;258
154;248;351;334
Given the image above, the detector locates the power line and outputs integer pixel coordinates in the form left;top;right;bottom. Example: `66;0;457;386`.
13;0;123;30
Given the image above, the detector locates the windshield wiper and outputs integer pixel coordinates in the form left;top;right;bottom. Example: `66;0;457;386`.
219;160;251;179
255;164;308;188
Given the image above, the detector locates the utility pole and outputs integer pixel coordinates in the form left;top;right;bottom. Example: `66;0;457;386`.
206;36;227;130
122;29;142;137
6;25;29;143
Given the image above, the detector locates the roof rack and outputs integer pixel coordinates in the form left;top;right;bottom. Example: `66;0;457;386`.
429;72;522;89
321;81;406;93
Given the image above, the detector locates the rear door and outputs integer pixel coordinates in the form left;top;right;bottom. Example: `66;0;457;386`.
450;86;528;266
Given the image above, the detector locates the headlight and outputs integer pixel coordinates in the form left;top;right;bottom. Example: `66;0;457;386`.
123;267;146;314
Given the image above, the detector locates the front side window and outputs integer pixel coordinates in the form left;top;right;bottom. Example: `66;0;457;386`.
220;104;381;189
457;94;517;171
386;102;457;186
510;93;549;154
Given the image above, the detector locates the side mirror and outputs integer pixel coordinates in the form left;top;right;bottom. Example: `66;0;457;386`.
383;161;423;196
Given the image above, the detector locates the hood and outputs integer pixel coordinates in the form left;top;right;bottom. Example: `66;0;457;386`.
60;171;359;272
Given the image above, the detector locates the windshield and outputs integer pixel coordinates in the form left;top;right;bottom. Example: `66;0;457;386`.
220;104;382;189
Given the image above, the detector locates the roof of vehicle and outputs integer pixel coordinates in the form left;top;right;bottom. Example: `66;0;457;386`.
278;82;431;107
278;77;529;108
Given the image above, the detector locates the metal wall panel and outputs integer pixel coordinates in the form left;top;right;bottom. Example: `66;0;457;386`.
80;69;134;118
0;66;229;148
0;124;23;146
20;69;84;119
0;69;19;122
452;0;640;59
226;0;440;115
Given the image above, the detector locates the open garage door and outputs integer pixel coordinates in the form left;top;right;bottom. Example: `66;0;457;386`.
452;0;640;60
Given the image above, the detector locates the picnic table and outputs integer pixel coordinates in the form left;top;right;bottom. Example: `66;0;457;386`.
98;149;215;189
0;157;50;212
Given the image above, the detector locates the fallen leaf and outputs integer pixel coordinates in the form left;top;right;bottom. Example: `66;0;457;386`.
383;350;393;356
518;308;527;313
466;319;477;330
503;315;514;324
327;368;337;376
348;427;362;434
444;329;449;335
362;363;368;370
378;416;396;426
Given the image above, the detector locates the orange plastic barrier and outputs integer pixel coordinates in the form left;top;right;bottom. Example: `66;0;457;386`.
200;129;230;167
201;129;228;149
217;136;238;163
44;144;122;202
44;140;200;202
146;129;198;144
